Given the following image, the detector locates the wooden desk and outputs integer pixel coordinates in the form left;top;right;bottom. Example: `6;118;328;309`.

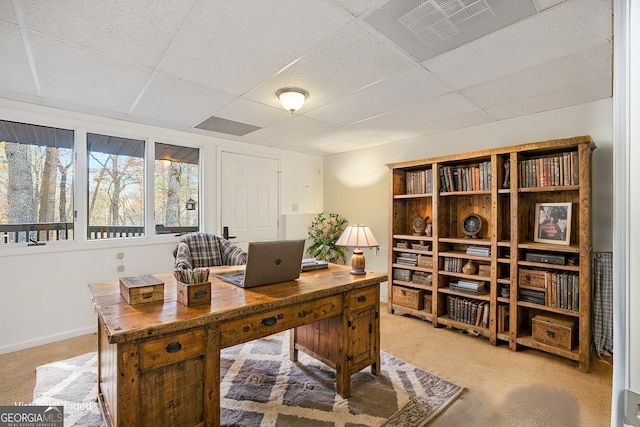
89;264;387;427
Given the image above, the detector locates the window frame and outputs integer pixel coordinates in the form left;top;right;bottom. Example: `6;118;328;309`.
0;113;205;253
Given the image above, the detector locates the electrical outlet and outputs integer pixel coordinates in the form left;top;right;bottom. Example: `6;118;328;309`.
117;252;124;259
117;265;125;273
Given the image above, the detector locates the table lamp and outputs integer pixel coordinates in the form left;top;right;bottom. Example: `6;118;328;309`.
335;224;379;275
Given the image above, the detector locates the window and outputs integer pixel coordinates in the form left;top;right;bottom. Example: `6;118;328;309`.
154;142;199;234
0;119;74;244
87;132;145;239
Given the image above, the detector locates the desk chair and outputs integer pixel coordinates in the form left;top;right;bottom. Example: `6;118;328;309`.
174;232;247;270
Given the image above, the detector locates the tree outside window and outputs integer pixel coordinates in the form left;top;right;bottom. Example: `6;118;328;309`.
154;142;199;234
0;120;74;244
87;133;145;239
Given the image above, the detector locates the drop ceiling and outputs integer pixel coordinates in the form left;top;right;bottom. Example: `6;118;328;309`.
0;0;612;156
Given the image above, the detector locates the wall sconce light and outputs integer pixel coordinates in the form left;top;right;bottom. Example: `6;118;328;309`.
185;198;197;211
335;224;379;275
276;87;308;113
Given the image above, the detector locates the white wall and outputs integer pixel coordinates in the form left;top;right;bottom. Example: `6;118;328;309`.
323;98;613;302
0;100;323;354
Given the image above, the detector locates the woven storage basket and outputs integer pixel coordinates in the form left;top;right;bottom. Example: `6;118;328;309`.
393;286;424;310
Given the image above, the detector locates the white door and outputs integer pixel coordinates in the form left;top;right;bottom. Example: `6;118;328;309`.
220;152;279;247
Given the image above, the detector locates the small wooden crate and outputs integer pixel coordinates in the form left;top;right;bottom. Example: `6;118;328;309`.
393;286;424;310
177;281;211;307
532;315;577;350
119;275;164;305
417;254;433;268
520;269;547;289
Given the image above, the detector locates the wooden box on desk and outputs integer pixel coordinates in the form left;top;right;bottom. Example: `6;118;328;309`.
177;281;211;306
532;315;577;350
119;275;164;305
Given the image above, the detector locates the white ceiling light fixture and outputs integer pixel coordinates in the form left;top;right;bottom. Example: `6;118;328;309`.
276;87;309;113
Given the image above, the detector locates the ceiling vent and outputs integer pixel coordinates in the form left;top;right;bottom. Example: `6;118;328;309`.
365;0;538;62
194;116;262;137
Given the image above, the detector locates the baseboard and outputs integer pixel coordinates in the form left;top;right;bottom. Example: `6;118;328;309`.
0;326;96;355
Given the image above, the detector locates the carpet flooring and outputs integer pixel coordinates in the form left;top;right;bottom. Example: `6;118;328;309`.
31;331;463;426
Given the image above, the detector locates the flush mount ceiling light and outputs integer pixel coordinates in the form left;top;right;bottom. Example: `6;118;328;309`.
276;87;308;113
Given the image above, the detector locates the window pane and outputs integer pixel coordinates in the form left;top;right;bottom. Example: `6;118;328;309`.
0;119;74;244
87;132;145;239
154;142;199;235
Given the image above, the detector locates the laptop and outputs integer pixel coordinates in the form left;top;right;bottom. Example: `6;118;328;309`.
214;239;305;288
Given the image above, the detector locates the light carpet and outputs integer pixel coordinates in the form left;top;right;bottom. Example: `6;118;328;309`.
32;332;463;426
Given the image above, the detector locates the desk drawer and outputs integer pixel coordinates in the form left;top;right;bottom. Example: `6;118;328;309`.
220;295;341;348
140;328;205;371
347;286;378;311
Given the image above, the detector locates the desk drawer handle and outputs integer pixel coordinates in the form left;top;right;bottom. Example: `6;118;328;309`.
262;314;284;326
166;341;182;353
357;295;366;303
546;331;555;338
262;317;277;326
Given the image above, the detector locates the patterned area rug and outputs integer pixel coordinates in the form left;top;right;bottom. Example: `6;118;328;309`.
32;332;463;426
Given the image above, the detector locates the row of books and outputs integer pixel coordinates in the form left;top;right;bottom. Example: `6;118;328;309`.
449;280;488;295
405;168;433;194
519;151;579;188
446;296;489;328
519;271;580;311
443;256;463;272
439;161;492;192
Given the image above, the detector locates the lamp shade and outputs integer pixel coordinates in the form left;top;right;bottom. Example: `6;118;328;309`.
336;225;379;248
276;87;308;113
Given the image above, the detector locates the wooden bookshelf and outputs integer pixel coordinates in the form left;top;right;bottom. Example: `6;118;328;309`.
387;136;594;372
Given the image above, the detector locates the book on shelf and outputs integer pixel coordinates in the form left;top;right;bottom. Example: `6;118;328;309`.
466;246;491;256
497;304;510;332
438;162;491;192
519;151;579;188
405;168;433;194
449;281;488;295
396;252;418;266
446;295;489;327
519;269;579;311
443;256;463;272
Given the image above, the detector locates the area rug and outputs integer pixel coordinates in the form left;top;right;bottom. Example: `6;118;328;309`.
32;332;463;426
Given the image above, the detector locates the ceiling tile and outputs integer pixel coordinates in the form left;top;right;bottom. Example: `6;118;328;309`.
335;0;382;17
30;33;152;113
128;72;236;128
214;98;290;128
423;0;612;89
0;21;37;95
243;21;417;111
486;79;612;120
460;43;612;109
0;2;17;24
240;116;336;146
21;0;195;68
305;65;453;125
159;0;351;96
348;92;487;140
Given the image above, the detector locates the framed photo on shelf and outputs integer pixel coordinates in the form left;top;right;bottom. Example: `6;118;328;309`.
534;202;571;245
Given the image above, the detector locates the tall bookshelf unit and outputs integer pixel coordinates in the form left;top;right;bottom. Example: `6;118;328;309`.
388;136;594;372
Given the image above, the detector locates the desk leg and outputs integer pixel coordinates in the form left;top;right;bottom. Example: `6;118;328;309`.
289;328;299;361
204;325;221;427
